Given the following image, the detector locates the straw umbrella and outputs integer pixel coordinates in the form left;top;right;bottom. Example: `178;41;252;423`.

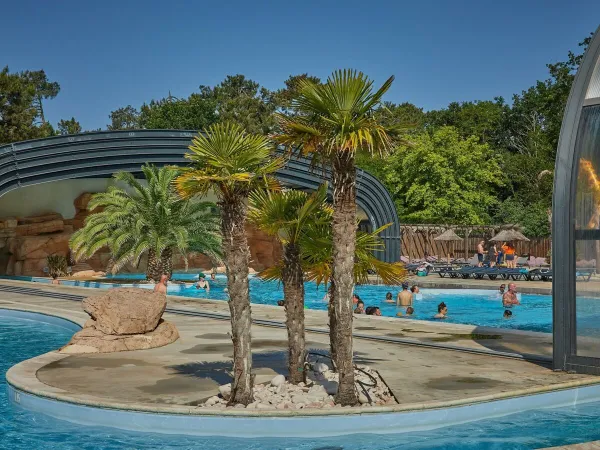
489;229;530;243
490;229;530;266
434;229;463;264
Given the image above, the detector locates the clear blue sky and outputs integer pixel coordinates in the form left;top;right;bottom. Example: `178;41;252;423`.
4;0;600;131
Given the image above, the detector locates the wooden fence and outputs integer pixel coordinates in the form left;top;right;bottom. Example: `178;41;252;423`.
400;225;551;262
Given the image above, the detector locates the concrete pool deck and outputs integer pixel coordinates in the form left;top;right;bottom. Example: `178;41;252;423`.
2;278;600;420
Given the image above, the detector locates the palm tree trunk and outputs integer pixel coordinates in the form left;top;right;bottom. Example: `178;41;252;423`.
221;197;253;405
327;279;337;363
160;248;173;279
147;249;161;282
330;152;358;405
282;243;305;384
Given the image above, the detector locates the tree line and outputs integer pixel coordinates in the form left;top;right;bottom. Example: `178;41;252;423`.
1;33;593;236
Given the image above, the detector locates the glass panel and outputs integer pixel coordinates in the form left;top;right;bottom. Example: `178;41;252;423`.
575;106;600;357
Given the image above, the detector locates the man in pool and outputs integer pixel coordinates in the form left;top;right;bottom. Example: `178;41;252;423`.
502;283;520;307
396;282;413;307
406;306;414;315
154;274;168;295
503;310;513;319
385;292;394;303
498;284;506;295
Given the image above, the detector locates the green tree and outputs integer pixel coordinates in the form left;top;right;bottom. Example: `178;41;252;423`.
138;93;217;130
176;122;285;405
57;117;82;135
249;185;331;384
0;67;54;144
274;69;404;405
70;164;222;281
200;75;276;134
272;74;322;114
107;105;140;130
252;185;407;385
425;98;509;146
386;126;503;224
494;198;551;237
23;70;60;125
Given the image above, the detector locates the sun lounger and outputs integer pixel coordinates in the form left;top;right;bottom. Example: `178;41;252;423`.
575;268;595;282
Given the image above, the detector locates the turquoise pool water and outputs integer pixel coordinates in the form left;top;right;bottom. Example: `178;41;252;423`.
31;273;563;333
4;312;600;448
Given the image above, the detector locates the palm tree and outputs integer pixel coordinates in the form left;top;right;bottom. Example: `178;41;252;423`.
175;122;284;405
248;184;330;384
259;217;407;384
273;69;405;405
70;164;221;281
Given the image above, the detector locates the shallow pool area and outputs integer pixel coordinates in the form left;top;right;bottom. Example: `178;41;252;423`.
2;273;568;333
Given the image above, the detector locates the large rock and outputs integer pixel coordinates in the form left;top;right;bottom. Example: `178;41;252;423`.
16;219;64;236
82;288;166;335
17;213;63;225
60;319;179;354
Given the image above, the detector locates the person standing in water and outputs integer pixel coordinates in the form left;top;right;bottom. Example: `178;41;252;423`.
397;282;413;307
195;273;210;292
502;283;520;307
154;274;168;295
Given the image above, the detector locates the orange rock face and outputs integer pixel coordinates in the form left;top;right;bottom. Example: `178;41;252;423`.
0;192;283;276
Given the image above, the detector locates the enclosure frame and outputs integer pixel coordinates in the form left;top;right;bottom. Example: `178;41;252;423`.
553;26;600;374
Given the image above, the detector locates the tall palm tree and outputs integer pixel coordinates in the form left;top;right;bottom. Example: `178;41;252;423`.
259;217;407;383
70;164;221;281
273;69;405;405
175;122;284;405
248;184;331;384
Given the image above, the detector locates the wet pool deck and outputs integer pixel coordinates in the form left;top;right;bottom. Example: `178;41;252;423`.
1;279;599;416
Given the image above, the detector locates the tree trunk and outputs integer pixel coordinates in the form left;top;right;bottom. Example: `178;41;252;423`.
282;243;305;384
330;152;358;405
221;197;253;405
160;248;173;279
146;248;173;281
147;249;161;281
327;280;337;364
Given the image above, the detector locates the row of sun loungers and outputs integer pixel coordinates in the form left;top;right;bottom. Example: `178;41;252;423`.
436;266;561;281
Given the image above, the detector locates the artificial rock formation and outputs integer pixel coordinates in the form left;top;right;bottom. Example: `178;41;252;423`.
0;192;282;276
60;288;179;354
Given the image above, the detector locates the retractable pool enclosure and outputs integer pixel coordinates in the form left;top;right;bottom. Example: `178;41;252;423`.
554;26;600;374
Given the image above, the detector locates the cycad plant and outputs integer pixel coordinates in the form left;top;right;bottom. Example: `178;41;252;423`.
175;122;284;405
249;184;331;384
273;69;406;404
70;164;221;281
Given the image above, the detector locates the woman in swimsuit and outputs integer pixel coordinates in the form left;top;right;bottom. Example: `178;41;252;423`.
195;273;210;292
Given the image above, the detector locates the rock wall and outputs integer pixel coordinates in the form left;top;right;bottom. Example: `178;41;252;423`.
0;192;282;276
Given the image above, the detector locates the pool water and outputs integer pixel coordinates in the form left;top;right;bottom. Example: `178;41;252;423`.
101;274;561;333
9;273;577;333
4;312;600;449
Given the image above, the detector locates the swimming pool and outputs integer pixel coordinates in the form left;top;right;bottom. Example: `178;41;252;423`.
6;273;564;333
4;310;600;449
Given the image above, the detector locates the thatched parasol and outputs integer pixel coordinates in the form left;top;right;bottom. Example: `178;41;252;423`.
490;229;530;242
434;229;463;263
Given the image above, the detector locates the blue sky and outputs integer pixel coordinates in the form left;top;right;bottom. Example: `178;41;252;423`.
4;0;600;131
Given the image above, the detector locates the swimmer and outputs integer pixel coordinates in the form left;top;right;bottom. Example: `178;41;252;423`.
385;292;394;303
502;283;520;307
434;302;447;319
